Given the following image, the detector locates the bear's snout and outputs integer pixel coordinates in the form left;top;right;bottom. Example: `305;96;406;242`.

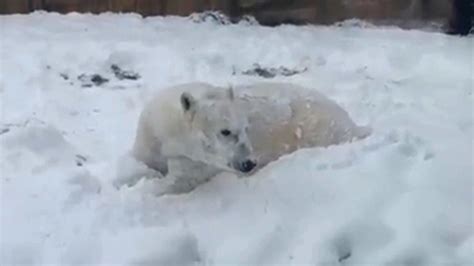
235;159;257;173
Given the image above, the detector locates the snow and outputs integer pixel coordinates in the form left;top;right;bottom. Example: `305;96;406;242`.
1;11;473;266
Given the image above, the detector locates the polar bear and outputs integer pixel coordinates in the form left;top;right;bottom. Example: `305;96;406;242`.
131;82;257;192
130;82;370;193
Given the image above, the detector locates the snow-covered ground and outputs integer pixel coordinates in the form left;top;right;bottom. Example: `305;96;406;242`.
0;12;473;266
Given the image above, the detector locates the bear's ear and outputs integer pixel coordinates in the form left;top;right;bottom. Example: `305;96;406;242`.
180;92;196;112
227;86;234;101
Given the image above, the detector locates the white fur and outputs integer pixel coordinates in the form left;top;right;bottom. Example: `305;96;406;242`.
131;82;252;193
132;82;214;174
236;82;371;167
131;82;371;193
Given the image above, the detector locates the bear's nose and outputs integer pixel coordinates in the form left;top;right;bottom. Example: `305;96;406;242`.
239;159;256;173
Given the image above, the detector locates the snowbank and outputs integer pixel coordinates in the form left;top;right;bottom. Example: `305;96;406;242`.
1;12;472;265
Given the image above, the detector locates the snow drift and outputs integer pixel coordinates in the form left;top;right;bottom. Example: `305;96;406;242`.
0;12;472;265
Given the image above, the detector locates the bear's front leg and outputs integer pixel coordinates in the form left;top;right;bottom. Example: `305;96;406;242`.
114;153;165;189
165;157;222;194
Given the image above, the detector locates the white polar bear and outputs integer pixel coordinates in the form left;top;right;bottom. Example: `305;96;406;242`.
130;82;370;193
131;82;256;192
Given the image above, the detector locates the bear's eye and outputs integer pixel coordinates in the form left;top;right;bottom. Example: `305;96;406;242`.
220;129;231;137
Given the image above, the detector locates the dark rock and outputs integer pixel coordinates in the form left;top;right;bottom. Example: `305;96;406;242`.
189;11;232;25
0;127;10;135
189;11;258;25
240;63;307;78
237;15;259;25
338;251;351;262
110;64;140;80
75;154;87;167
91;74;108;85
78;74;109;87
59;73;69;80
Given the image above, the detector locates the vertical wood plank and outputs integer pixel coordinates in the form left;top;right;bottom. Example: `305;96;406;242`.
0;0;30;14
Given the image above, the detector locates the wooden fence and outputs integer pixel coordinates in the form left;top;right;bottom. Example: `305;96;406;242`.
0;0;233;17
0;0;471;34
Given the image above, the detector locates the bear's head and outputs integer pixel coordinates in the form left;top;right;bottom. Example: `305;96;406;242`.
180;87;257;174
